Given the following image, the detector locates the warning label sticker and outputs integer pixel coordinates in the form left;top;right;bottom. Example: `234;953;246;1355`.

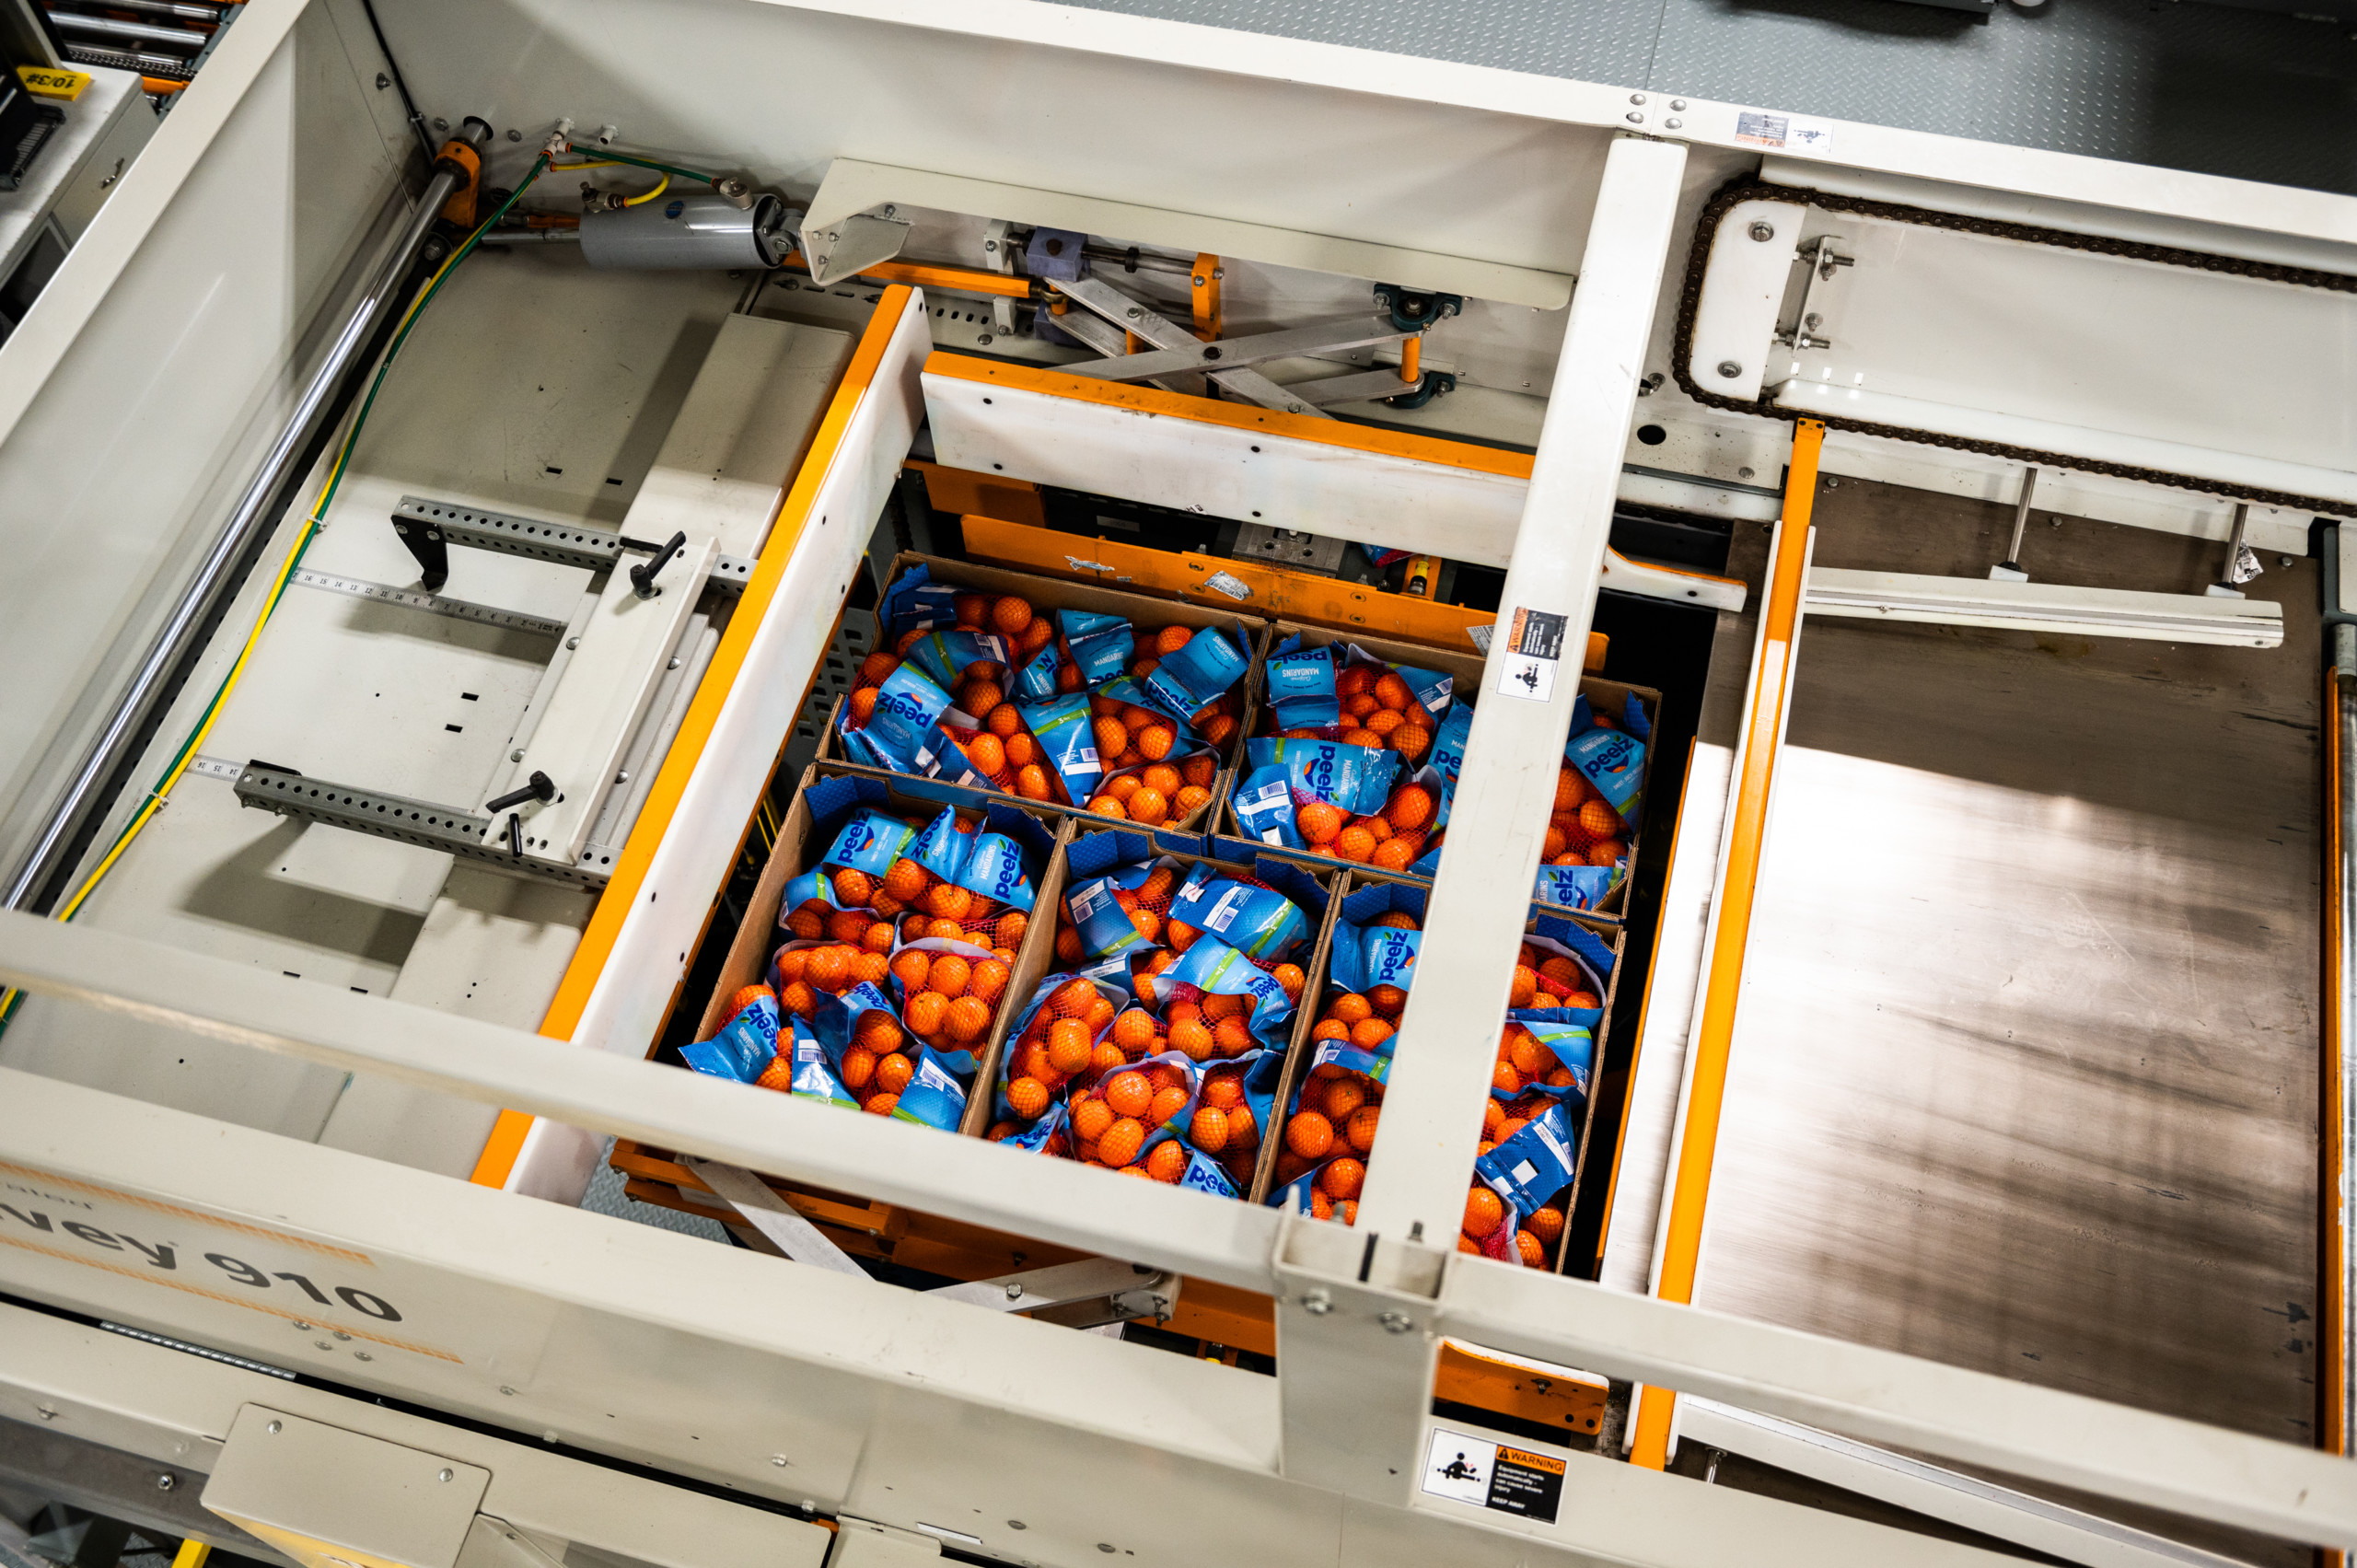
1493;607;1568;704
1734;110;1834;154
1421;1429;1566;1524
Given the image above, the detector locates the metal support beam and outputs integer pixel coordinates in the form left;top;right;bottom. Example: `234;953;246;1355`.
389;496;754;597
231;763;608;892
1055;313;1405;383
1273;133;1690;1504
6;929;2357;1545
1047;275;1329;417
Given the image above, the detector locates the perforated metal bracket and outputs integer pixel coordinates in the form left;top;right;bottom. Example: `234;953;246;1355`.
391;496;754;596
233;762;610;890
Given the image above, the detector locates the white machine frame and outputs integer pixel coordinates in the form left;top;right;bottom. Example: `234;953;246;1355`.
3;2;2355;1565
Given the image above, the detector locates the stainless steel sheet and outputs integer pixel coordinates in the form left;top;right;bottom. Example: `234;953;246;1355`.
1695;478;2319;1559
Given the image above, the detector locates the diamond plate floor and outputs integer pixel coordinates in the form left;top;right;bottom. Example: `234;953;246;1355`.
1065;0;2357;196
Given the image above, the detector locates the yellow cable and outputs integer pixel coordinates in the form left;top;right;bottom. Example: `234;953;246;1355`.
48;229;477;925
172;1539;211;1568
621;172;669;208
549;159;620;170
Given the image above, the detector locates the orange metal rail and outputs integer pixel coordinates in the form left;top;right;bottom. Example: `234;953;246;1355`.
1628;421;1823;1469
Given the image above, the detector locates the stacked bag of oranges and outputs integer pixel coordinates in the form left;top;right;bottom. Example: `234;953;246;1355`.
1228;636;1455;873
836;565;1250;828
1267;879;1613;1270
690;776;1054;1132
983;832;1328;1196
1412;690;1652;912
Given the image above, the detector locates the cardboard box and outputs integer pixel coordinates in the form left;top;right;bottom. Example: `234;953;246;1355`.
690;763;1074;1136
1258;869;1626;1272
995;825;1343;1202
1215;620;1660;921
824;553;1271;835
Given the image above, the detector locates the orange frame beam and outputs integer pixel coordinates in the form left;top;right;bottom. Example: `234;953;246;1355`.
468;286;919;1189
1628;420;1824;1469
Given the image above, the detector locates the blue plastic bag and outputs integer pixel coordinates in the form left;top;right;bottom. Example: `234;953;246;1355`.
1167;865;1310;960
855;663;955;772
1059;609;1135;687
1019;693;1102;805
1157;936;1295;1048
1228;765;1303;850
1264;642;1341;733
1241;737;1399;816
1142;625;1249;718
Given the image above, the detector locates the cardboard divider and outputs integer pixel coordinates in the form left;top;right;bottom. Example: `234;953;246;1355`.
824;551;1272;834
1213;619;1662;922
995;824;1343;1202
1260;866;1626;1273
686;762;1074;1137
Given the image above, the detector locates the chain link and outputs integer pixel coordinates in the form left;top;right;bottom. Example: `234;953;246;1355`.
1669;178;2353;517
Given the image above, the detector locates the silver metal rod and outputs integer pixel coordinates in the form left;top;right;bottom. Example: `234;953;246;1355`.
2339;617;2357;1463
2003;464;2038;567
44;10;206;52
48;0;222;22
1;121;491;915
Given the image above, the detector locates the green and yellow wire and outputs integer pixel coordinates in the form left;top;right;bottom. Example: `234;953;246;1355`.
0;156;552;1030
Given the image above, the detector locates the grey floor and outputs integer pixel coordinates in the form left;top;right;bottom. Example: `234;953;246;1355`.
1069;0;2357;196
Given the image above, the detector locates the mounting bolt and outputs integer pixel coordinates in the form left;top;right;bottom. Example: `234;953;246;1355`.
1717;360;1743;378
510;748;526;762
1192;275;1204;286
772;1456;789;1467
565;637;580;650
1625;111;1644;123
354;1353;373;1362
35;1406;56;1421
437;1469;454;1483
1377;1311;1413;1334
499;1386;517;1396
1124;307;1142;320
266;1421;282;1434
1630;93;1646;105
2282;553;2297;567
292;1321;311;1331
1666;118;1683;130
1004;1283;1025;1301
506;129;522;142
668;656;681;670
1302;1289;1333;1316
332;1330;351;1341
374;73;389;88
157;1474;175;1492
1748;221;1775;242
1671;99;1688;110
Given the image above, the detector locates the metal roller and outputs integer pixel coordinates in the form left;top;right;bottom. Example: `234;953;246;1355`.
578;192;796;271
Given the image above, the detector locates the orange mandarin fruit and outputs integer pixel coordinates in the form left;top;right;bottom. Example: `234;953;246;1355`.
883;858;930;902
926;954;970;998
1072;1096;1113;1143
1170;1018;1214;1061
991;596;1033;636
1112;1009;1156;1054
1126;787;1169;826
1146;1141;1188;1182
1527;1205;1565;1244
1191;1106;1230;1153
905;991;948;1035
1047;1019;1093;1076
1016;764;1052;800
1147;1086;1189;1128
1006;1076;1050;1119
874;1051;914;1097
840;1045;877;1090
1465;1188;1505;1239
1091;1040;1128;1074
1515;1230;1547;1268
1386;785;1434;832
1287;1110;1334;1159
1297;803;1344;845
969;958;1009;1005
847;688;879;726
1319;1157;1365;1201
946;996;991;1042
1391;726;1432;763
1099;1117;1147;1167
1346;1104;1380;1154
1334;825;1376;863
1104;1070;1153;1119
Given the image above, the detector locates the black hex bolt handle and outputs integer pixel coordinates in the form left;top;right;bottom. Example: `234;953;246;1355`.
631;529;688;599
486;770;555;814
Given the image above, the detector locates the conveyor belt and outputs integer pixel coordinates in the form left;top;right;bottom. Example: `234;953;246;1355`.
1694;477;2319;1562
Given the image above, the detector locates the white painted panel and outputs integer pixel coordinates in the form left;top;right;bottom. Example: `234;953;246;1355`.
924;366;1528;567
503;288;933;1201
0;0;411;877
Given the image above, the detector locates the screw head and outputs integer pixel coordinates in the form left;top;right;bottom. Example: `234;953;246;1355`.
772;1456;789;1467
1671;99;1688;110
1302;1289;1333;1316
332;1330;351;1341
667;656;681;670
983;239;997;250
266;1421;282;1434
1378;1311;1413;1334
977;332;993;345
1625;111;1644;123
157;1474;175;1492
1630;92;1647;105
1716;360;1743;378
506;129;522;142
354;1353;372;1362
1004;1282;1025;1300
1748;221;1776;242
2282;554;2297;567
566;636;580;650
1192;275;1205;286
1124;307;1142;319
437;1469;454;1483
510;749;526;762
433;117;448;132
499;1385;517;1396
1666;118;1683;130
375;73;389;88
292;1321;312;1331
